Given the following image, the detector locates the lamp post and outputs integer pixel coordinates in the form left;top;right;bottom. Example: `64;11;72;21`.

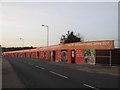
42;25;49;49
20;38;24;57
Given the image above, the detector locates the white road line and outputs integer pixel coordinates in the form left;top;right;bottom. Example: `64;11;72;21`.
83;84;100;90
49;71;69;79
35;66;45;69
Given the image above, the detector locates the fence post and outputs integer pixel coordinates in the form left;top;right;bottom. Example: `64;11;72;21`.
109;50;112;66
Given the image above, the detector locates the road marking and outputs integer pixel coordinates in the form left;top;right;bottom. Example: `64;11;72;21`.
83;84;100;90
35;66;45;69
49;71;69;79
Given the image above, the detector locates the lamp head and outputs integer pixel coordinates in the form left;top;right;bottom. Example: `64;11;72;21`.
42;25;48;27
42;25;45;26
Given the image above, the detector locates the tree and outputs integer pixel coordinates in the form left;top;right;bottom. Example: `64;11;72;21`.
60;31;83;44
2;47;36;53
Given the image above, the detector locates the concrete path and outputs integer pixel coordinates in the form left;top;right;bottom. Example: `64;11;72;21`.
20;57;119;76
2;58;25;88
2;57;119;88
5;57;119;88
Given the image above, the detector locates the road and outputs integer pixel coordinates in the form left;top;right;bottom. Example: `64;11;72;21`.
5;57;119;89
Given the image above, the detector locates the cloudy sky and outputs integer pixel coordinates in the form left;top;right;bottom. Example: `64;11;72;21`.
0;1;119;48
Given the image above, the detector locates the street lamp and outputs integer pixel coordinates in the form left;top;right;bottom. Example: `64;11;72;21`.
42;25;49;49
20;38;24;57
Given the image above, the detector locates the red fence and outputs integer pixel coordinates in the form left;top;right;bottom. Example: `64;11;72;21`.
96;49;120;65
3;48;120;65
2;40;119;65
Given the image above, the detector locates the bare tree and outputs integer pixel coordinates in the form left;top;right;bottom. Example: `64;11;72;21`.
60;31;83;44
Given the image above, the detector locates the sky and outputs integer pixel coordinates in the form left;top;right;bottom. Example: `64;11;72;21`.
0;1;119;48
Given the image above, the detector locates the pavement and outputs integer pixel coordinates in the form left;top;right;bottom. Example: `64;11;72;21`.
24;58;119;76
2;58;25;88
7;58;87;88
2;57;120;88
53;61;119;76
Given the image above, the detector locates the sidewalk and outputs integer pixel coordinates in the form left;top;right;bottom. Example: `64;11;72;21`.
29;58;119;76
53;62;119;76
2;58;25;88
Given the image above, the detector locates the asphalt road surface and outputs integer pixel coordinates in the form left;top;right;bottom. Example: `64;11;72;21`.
6;58;119;89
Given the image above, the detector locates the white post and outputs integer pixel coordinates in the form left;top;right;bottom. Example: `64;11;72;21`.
20;38;24;57
47;26;49;49
109;50;112;66
42;25;49;50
